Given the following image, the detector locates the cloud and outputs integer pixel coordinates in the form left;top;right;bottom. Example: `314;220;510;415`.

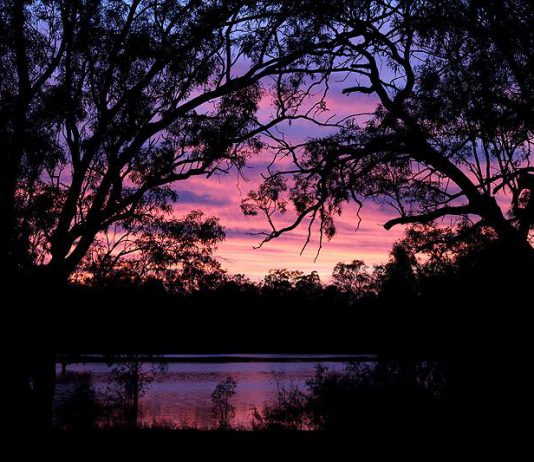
172;171;403;280
166;86;398;280
177;190;230;207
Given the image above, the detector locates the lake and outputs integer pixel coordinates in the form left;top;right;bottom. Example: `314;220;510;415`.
54;354;372;429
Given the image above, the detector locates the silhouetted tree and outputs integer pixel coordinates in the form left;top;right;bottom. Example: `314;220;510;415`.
262;268;323;298
107;354;167;429
252;377;308;430
252;361;446;431
332;260;372;300
294;271;322;295
0;0;350;284
211;376;237;430
305;362;442;431
243;0;534;263
1;0;353;430
221;273;257;292
55;373;102;431
378;243;418;300
81;210;225;292
263;269;304;293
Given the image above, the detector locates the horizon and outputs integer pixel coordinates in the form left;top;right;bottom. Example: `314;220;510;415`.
173;89;405;281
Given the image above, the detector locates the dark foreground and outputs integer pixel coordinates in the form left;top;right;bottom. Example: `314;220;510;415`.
21;425;513;460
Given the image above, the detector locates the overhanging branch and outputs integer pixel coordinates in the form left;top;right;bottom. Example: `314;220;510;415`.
383;205;472;230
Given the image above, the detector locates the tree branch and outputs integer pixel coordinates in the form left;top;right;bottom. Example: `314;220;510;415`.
383;205;472;230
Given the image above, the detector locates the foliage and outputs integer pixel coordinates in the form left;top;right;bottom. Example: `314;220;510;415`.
252;376;308;431
106;354;167;428
252;361;447;431
55;373;102;430
1;0;347;282
332;260;372;300
244;0;534;261
262;268;322;295
211;376;237;430
79;210;225;292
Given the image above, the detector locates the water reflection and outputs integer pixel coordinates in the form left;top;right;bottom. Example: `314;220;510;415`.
54;359;348;429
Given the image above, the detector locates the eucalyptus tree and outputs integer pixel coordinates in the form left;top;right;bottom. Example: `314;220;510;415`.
82;210;226;292
332;260;372;298
243;0;534;260
0;0;354;284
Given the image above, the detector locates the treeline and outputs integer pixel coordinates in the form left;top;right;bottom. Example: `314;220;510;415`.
18;225;531;357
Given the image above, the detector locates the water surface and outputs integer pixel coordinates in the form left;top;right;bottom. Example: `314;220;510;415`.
55;354;363;428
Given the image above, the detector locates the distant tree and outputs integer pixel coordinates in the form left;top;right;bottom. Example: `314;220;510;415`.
55;373;102;431
262;268;322;295
81;210;225;292
378;244;418;300
211;376;237;430
263;268;304;292
222;273;257;292
332;260;371;299
107;354;167;428
294;270;322;294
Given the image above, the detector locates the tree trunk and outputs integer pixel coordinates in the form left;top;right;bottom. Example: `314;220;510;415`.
0;170;19;281
3;264;69;431
2;348;56;431
28;352;57;430
479;195;534;263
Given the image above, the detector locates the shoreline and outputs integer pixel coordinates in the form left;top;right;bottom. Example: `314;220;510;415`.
56;353;378;364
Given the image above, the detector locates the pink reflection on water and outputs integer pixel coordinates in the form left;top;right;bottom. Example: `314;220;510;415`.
56;361;347;429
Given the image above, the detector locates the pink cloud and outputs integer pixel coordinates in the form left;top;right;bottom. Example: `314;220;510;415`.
171;82;521;281
172;169;404;281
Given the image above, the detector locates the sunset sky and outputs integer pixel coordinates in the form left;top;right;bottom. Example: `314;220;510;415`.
175;174;404;281
174;82;406;281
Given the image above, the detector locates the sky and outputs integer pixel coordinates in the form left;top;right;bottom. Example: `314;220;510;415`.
175;174;404;281
173;76;405;282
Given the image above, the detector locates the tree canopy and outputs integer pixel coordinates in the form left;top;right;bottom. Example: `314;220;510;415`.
0;0;353;283
243;0;534;262
2;0;533;285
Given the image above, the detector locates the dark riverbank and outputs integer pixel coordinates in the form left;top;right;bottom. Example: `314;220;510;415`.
26;426;473;459
15;281;497;358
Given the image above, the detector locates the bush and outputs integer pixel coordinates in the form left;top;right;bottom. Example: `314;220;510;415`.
253;361;447;431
